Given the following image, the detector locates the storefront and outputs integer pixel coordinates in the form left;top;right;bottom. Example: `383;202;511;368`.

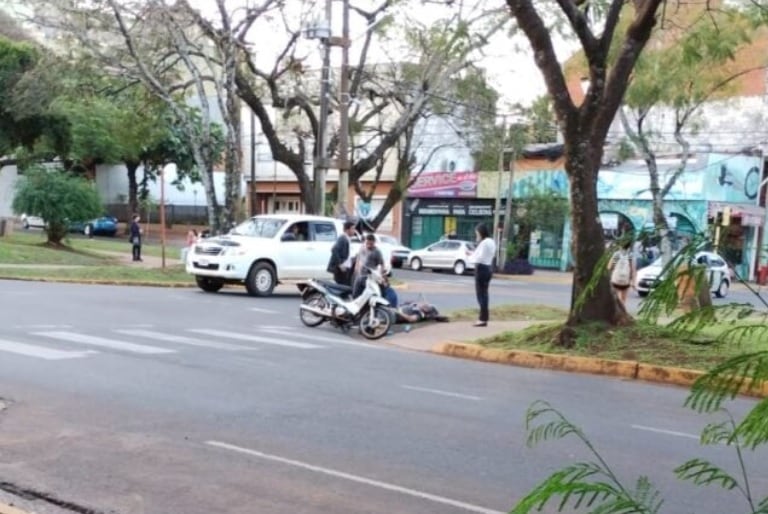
505;151;765;277
402;197;495;250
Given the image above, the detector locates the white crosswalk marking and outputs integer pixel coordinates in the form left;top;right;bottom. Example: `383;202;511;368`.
0;339;96;360
188;329;323;349
33;332;176;355
262;329;385;350
114;329;258;351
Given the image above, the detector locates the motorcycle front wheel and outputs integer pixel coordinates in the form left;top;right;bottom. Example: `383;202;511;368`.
359;305;392;340
300;292;328;327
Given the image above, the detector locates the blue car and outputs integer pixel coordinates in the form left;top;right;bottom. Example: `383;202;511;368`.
68;216;119;237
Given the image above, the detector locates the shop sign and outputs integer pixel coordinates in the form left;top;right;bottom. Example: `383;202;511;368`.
409;171;478;198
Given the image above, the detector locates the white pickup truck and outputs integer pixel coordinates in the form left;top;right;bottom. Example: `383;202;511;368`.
186;214;392;297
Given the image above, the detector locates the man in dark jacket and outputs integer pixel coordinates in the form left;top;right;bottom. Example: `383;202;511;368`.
327;221;356;285
129;214;142;262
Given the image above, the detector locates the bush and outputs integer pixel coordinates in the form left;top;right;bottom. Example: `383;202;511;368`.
12;166;103;244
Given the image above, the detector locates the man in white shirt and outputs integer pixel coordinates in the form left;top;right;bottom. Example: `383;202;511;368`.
467;223;496;327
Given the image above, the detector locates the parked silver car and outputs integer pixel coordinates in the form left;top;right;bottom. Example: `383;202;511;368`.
407;240;476;275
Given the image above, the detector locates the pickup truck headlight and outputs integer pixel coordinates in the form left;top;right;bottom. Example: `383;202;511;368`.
220;248;247;257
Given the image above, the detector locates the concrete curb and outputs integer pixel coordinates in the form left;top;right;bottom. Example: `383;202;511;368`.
0;503;29;514
431;342;768;398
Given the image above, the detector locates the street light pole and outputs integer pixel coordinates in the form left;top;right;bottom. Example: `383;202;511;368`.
336;0;351;216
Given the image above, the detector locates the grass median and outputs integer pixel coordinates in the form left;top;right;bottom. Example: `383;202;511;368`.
463;304;765;371
0;232;190;285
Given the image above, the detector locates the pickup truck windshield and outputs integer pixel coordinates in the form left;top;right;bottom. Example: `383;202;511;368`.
230;218;287;238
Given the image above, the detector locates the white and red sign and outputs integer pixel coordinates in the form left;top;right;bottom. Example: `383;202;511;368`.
409;171;478;198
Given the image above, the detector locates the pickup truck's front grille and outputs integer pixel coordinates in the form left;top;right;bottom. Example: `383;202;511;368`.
195;246;222;256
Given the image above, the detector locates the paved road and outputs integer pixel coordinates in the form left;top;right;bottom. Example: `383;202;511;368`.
0;281;765;514
392;268;766;313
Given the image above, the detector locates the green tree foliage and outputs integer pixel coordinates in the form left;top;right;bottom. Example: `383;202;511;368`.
12;166;103;244
509;189;569;261
620;5;761;256
0;36;69;157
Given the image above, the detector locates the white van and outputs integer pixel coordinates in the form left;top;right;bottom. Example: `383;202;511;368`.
187;214;344;297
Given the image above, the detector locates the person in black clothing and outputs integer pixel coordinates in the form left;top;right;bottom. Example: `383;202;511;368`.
327;221;356;285
129;214;143;262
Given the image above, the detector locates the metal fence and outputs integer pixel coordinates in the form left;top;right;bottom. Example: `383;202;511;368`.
104;204;210;227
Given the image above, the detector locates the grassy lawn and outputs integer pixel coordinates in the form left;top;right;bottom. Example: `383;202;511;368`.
0;234;113;265
0;265;192;284
475;319;767;371
2;232;174;261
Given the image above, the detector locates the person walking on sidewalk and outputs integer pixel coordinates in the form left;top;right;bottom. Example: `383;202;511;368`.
608;239;635;307
467;223;496;327
129;214;143;262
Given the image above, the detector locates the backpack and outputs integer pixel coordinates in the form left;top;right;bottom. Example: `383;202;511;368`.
611;251;631;286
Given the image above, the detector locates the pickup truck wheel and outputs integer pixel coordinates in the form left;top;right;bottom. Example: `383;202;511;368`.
246;262;276;297
196;276;223;293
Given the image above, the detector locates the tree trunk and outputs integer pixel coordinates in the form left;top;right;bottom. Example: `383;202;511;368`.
563;142;632;343
126;159;140;217
222;101;241;231
648;157;673;266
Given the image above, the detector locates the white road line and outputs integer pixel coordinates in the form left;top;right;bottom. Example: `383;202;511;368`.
12;324;73;329
0;339;96;360
262;329;385;350
114;329;258;351
188;329;323;349
33;332;176;355
206;441;505;514
249;307;279;314
401;385;483;401
631;424;700;441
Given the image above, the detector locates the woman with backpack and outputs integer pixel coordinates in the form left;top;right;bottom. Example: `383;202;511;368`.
608;240;635;306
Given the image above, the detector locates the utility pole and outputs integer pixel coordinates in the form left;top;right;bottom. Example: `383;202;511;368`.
336;0;351;216
160;166;166;269
492;115;507;266
250;111;257;216
313;0;333;216
500;148;516;266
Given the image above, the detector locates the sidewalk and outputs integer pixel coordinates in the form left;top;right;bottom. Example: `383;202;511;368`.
388;319;539;352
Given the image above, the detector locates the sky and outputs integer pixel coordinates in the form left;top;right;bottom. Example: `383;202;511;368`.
188;0;578;109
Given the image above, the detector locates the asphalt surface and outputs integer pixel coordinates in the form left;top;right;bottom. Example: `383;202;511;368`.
0;278;765;514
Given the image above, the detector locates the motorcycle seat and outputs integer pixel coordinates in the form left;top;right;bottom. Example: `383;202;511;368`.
318;280;352;295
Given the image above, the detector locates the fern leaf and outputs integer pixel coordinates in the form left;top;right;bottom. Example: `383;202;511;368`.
674;458;739;489
685;351;768;413
525;400;580;448
700;420;735;446
510;462;618;514
732;399;768;450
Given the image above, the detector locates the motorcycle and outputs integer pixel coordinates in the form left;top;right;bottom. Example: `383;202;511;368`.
298;268;392;340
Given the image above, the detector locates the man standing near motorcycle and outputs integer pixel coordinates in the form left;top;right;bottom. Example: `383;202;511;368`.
327;221;356;285
352;233;386;297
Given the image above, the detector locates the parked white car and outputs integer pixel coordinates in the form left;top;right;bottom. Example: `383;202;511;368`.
19;213;45;229
407;240;477;275
186;214;344;297
635;251;731;298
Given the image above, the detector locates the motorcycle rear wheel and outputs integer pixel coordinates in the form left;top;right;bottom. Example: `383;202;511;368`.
300;292;328;327
359;305;392;340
